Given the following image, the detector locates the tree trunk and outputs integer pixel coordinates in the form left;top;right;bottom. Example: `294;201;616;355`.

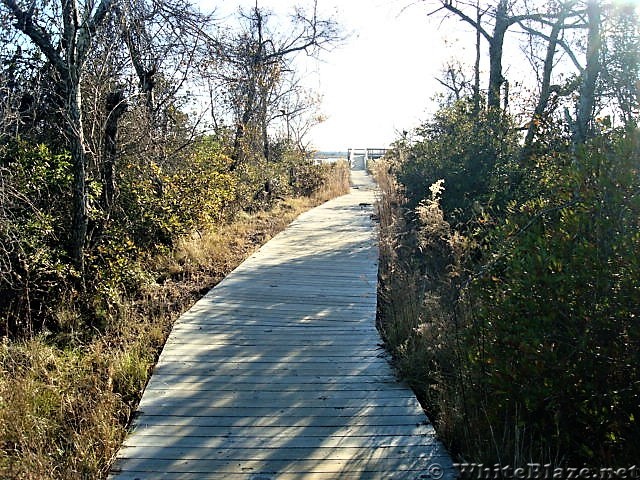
232;86;257;168
262;123;270;161
473;1;482;115
102;90;127;211
522;15;565;158
261;96;270;161
487;0;509;110
67;73;88;282
575;0;601;143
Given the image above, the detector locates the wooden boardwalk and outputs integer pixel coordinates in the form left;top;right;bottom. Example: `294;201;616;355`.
110;171;457;480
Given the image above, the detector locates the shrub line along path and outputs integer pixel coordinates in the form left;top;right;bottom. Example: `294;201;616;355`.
109;168;456;479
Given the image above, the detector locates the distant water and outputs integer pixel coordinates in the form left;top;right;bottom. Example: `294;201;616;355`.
313;152;348;164
316;157;346;164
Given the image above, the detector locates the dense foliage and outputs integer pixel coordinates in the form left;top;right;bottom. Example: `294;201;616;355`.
375;0;640;468
378;103;640;465
0;0;340;338
0;140;72;335
0;131;338;338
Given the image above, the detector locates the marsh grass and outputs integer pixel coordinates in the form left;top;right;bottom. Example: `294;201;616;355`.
373;158;490;459
0;161;350;479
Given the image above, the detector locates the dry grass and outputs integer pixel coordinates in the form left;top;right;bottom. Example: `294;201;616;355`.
0;340;129;479
373;159;518;463
0;162;351;480
312;160;350;203
372;158;459;447
370;159;422;345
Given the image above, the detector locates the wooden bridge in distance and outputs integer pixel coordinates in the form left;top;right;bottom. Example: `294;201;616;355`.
109;165;456;479
347;148;388;170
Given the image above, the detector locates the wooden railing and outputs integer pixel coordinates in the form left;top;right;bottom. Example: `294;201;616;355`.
347;148;389;169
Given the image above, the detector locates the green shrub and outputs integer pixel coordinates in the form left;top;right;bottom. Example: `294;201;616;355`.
116;137;237;251
470;129;640;464
85;137;238;323
0;140;73;336
396;101;519;225
381;110;640;466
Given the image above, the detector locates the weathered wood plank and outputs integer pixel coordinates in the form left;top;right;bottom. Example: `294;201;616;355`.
155;352;386;362
137;396;424;410
111;454;453;474
125;423;436;439
142;382;409;393
123;433;439;449
168;326;380;335
166;332;380;341
133;405;426;419
150;362;392;376
140;388;412;402
112;471;450;480
154;355;387;364
109;171;455;479
116;445;443;462
130;414;428;429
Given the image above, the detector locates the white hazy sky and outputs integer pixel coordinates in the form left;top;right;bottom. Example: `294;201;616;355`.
202;0;638;151
298;0;453;151
205;1;480;151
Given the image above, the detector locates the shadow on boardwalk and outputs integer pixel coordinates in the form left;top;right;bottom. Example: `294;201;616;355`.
109;171;457;480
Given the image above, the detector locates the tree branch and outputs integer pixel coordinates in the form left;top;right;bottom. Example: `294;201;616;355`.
517;21;584;72
1;0;66;73
438;2;492;42
87;0;113;36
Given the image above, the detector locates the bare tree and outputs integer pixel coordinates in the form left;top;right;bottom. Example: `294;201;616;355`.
1;0;114;282
428;0;617;149
520;1;580;154
117;0;213;116
436;60;475;104
599;1;639;127
211;2;339;167
426;0;566;110
277;89;325;153
472;0;489;114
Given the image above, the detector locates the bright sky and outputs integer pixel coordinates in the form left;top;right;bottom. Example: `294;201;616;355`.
202;0;640;152
204;0;467;151
299;0;453;151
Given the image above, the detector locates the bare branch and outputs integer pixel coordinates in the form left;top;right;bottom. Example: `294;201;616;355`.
437;1;492;42
517;21;584;72
1;0;66;73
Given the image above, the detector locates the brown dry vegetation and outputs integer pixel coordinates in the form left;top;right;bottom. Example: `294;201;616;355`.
0;162;350;480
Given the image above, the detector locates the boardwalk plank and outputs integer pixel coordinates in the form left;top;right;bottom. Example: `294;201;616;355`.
142;383;409;393
109;171;455;479
133;406;425;419
116;445;443;462
140;388;413;402
125;423;436;439
151;363;392;376
111;455;452;475
129;414;426;428
122;433;439;449
112;472;453;480
137;396;424;410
